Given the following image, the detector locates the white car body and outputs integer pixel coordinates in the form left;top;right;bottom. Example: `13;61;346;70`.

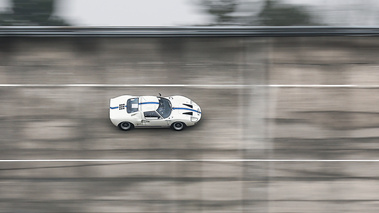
109;95;201;131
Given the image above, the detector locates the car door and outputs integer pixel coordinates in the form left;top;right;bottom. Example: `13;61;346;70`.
142;111;169;127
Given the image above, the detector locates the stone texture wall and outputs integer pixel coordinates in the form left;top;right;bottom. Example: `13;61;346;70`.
0;36;378;212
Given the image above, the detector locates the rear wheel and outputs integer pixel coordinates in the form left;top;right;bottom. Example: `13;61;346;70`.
171;122;186;131
118;122;134;131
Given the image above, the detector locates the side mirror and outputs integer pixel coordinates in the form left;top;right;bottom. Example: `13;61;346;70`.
159;93;162;97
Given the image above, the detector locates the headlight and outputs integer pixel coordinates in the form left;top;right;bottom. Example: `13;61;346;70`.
191;117;199;122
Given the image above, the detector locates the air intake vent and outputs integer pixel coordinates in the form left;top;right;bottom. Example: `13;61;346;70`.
183;104;193;108
183;112;193;115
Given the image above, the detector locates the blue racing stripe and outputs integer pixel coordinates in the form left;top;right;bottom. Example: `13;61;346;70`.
139;102;159;105
110;106;119;109
172;107;201;114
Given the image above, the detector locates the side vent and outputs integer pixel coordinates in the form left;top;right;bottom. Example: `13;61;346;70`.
183;104;193;108
183;112;193;115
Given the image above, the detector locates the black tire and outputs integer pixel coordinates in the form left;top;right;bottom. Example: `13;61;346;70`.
171;122;186;131
118;122;134;131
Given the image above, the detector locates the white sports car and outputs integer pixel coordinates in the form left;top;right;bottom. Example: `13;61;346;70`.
109;95;201;131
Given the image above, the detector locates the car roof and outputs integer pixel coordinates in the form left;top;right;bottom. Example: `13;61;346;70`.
139;96;159;112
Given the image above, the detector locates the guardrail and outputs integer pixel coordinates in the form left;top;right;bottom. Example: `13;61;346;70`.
1;26;379;37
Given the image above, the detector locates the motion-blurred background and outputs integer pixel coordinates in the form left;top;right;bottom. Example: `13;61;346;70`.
1;0;379;213
1;0;379;26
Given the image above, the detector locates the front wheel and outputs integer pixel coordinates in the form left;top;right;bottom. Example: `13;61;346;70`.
171;122;186;131
118;122;134;131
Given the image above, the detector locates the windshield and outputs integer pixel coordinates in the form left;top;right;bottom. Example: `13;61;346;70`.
156;97;172;118
127;98;139;113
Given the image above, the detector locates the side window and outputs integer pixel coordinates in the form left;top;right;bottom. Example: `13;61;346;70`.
144;111;160;119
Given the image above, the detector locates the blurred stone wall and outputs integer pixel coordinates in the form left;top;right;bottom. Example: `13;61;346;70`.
266;37;379;212
0;36;379;212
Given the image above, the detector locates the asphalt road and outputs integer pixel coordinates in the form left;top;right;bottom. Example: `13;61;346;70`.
1;37;379;212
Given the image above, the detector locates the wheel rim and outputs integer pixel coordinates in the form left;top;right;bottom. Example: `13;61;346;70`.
121;122;131;129
174;122;183;130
